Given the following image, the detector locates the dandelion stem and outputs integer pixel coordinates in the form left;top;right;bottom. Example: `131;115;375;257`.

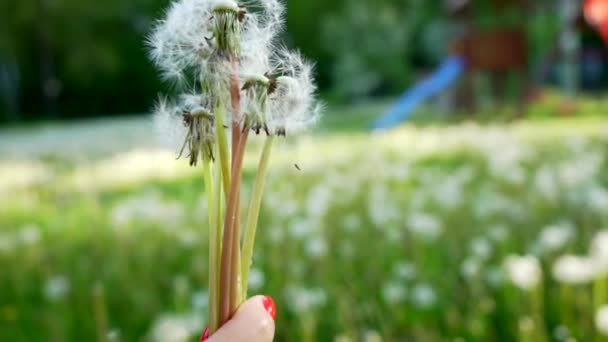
230;55;242;168
219;130;249;323
240;135;275;299
202;152;221;334
219;53;247;324
214;104;231;198
230;131;248;313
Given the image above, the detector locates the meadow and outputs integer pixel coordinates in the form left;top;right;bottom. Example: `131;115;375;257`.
2;103;608;341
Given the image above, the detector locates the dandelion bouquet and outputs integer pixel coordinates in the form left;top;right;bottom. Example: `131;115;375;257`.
148;0;320;336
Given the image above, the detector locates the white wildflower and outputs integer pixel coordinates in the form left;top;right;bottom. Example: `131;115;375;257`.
44;275;70;302
381;281;407;305
19;224;41;246
305;236;328;259
553;325;571;341
285;286;327;313
149;313;202;342
589;186;608;212
306;184;332;219
407;212;443;242
110;191;185;228
248;268;266;290
504;255;542;291
552;255;596;285
590;231;608;275
596;305;608;336
411;283;437;309
461;257;482;279
537;222;574;252
393;262;417;281
533;166;558;201
363;330;383;342
191;290;209;311
288;218;314;239
470;237;492;260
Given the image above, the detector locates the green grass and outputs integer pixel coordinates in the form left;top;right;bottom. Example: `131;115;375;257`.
2;101;608;341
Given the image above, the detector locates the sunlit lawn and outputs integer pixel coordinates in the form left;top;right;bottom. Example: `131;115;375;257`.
2;98;608;341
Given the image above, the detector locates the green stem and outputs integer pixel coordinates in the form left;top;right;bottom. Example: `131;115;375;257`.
203;153;220;334
240;136;275;299
215;105;231;198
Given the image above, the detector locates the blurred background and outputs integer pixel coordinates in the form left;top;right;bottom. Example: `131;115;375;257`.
3;0;608;341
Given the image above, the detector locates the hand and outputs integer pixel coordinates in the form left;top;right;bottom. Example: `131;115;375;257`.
201;295;276;342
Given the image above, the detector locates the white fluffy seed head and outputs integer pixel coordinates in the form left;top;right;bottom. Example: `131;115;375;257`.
505;255;542;291
153;93;215;153
153;97;187;153
267;48;321;135
596;305;608;336
591;231;608;275
148;0;218;81
552;255;596;285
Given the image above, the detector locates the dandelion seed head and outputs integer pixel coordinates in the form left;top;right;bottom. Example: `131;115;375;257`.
148;0;218;81
382;281;407;305
591;230;608;275
538;221;574;253
44;275;70;302
596;305;608;336
267;49;321;135
411;283;437;309
504;255;542;291
552;255;596;285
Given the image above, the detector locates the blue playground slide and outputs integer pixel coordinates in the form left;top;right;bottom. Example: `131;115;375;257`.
371;55;466;130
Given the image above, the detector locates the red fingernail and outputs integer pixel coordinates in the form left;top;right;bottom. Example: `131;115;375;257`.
262;295;277;320
199;326;209;342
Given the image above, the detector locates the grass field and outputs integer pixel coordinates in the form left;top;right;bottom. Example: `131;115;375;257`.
2;101;608;341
